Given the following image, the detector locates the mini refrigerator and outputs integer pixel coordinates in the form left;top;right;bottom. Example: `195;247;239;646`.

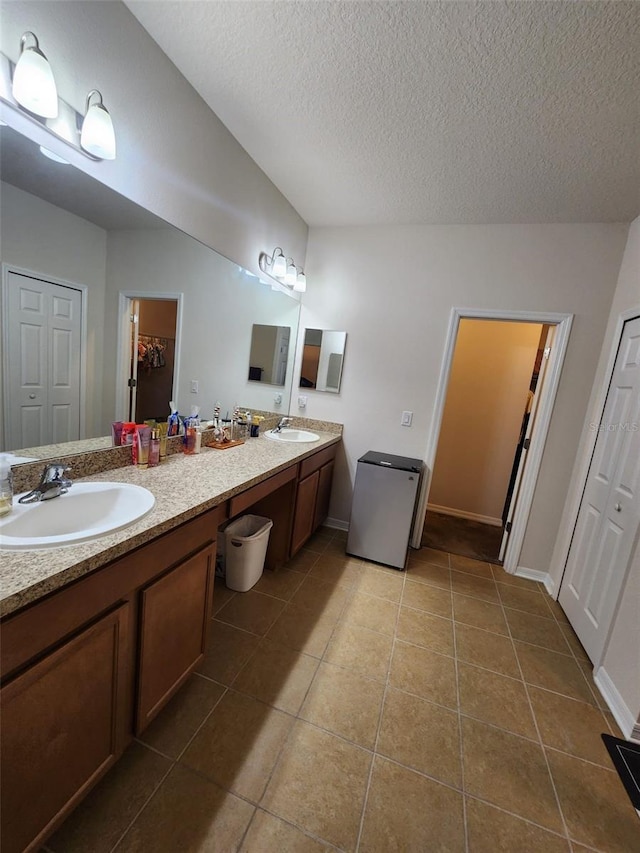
346;451;423;570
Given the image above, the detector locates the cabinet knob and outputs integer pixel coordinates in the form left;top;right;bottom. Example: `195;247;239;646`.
614;503;622;512
29;394;36;399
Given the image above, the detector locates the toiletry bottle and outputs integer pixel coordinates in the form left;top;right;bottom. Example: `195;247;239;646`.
246;411;253;436
194;425;202;454
148;429;160;467
184;419;196;454
0;453;14;517
158;422;168;457
137;425;151;468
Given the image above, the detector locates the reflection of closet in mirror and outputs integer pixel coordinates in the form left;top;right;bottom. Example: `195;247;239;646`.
248;324;291;386
130;299;178;422
300;329;347;393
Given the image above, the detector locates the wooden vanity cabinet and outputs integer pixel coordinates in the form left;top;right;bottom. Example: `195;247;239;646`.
0;506;220;853
1;603;131;853
291;444;337;556
136;543;214;733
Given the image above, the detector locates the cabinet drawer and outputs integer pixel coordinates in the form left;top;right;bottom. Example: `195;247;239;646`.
229;466;296;517
299;443;337;480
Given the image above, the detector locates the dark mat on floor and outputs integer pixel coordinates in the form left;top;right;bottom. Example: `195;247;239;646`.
422;511;503;563
602;734;640;813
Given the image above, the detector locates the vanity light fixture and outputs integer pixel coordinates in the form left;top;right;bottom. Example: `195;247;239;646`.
259;247;287;279
39;100;78;164
258;247;307;293
284;259;298;286
80;90;116;160
11;32;58;118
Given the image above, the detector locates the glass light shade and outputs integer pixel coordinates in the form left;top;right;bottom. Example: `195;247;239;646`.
81;99;116;160
272;252;287;278
284;261;297;286
12;38;58;118
294;271;307;292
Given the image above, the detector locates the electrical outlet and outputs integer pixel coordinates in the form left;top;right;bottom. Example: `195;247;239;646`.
190;380;199;393
298;395;308;409
274;392;282;405
401;410;413;427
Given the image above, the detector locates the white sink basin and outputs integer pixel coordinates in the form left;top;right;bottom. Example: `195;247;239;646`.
264;428;320;443
0;482;155;550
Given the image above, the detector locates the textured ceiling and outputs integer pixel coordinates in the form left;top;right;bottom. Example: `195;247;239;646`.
126;0;640;226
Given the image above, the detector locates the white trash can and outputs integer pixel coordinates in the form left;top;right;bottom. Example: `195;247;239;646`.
224;515;273;592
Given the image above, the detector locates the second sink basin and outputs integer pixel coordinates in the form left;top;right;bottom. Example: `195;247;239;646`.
264;428;320;443
0;482;155;550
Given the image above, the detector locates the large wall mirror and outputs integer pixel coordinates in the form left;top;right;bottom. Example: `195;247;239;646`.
299;329;347;393
0;124;301;459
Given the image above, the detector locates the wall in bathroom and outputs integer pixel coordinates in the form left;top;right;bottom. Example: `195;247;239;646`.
428;319;542;523
0;182;107;444
299;222;628;576
0;1;308;278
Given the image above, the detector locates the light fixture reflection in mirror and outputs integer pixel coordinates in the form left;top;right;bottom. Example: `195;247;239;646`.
248;324;291;386
299;329;347;393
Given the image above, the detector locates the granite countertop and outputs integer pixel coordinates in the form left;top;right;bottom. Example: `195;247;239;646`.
0;431;341;619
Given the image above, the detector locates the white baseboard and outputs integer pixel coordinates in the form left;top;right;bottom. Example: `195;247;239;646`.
594;666;639;742
324;517;349;532
514;564;551;586
427;503;502;527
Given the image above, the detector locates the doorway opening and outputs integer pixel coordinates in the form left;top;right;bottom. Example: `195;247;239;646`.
116;292;182;423
412;308;573;576
422;319;551;563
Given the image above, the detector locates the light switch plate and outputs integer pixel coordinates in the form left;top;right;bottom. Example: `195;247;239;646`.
274;392;282;405
401;410;413;427
298;395;308;409
190;380;199;393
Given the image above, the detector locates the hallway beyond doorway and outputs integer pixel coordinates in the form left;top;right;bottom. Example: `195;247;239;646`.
422;510;503;563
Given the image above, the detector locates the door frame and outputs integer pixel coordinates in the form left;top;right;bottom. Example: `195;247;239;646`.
1;263;88;449
551;305;640;600
411;307;573;575
115;291;183;422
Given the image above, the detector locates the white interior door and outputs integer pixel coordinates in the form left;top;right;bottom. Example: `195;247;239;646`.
559;315;640;663
4;270;82;450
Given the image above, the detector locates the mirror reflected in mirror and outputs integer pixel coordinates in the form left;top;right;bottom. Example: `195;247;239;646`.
248;324;291;386
0;123;301;459
299;329;347;393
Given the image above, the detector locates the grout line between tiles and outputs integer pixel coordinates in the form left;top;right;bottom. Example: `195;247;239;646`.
451;555;470;853
495;589;573;847
107;754;174;853
353;557;408;852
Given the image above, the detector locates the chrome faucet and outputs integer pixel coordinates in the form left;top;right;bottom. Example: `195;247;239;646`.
18;463;73;504
274;417;293;433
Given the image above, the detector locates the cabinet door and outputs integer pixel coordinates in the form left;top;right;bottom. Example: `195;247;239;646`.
291;471;320;556
136;545;214;733
313;461;334;532
1;603;131;853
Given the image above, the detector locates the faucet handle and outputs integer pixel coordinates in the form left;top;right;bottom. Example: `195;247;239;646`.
41;462;72;483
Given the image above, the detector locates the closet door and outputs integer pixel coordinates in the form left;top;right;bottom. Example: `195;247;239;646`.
559;316;640;662
4;271;82;449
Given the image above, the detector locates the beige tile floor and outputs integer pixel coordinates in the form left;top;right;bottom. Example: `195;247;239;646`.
46;529;639;853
